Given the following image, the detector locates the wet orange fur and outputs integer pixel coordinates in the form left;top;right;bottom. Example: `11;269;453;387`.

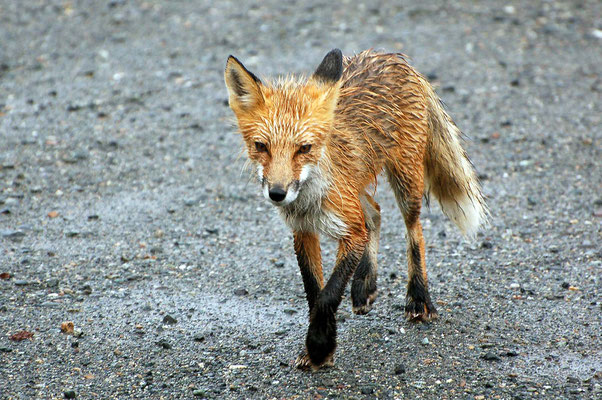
225;49;487;368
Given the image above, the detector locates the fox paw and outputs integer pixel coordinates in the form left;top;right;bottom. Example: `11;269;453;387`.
293;351;334;371
306;314;337;368
352;290;378;315
405;297;438;322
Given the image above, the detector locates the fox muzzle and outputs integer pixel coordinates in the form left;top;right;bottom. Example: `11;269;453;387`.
268;185;287;202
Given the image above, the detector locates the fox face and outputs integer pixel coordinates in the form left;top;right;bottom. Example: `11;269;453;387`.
225;50;343;207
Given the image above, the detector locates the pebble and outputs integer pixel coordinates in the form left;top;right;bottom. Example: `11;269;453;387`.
481;351;501;361
1;230;25;241
184;198;199;206
360;386;374;395
192;389;205;397
163;315;178;325
394;364;406;375
63;390;76;399
14;280;28;286
421;337;429;345
234;288;248;296
156;339;172;349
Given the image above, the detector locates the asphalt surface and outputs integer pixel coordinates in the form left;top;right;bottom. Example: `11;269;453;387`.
1;1;601;399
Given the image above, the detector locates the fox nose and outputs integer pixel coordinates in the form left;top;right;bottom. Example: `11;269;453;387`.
268;186;287;202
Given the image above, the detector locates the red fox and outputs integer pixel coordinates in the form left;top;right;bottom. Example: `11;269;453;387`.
224;49;487;370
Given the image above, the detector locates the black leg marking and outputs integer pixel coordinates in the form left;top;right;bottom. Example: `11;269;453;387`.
405;275;437;321
296;250;321;312
405;241;437;321
306;248;362;367
351;251;377;314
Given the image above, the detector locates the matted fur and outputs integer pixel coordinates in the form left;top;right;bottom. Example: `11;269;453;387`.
225;49;487;369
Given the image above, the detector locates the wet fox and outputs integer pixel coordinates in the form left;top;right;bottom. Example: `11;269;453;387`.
224;49;487;370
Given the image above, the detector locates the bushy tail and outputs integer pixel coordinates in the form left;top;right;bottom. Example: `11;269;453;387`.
423;82;488;237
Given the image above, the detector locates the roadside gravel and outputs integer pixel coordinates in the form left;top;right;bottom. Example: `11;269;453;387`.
1;1;600;398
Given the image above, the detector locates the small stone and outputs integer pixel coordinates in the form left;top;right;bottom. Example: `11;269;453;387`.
156;339;172;349
14;280;28;286
46;278;60;288
421;337;430;345
509;282;520;289
80;284;92;295
61;321;75;334
481;351;500;361
184;198;198;206
283;309;297;315
193;334;205;342
162;315;177;325
481;241;493;249
273;261;285;268
192;389;205;397
360;386;374;395
65;231;79;238
233;288;248;296
1;230;25;241
561;282;570;289
394;364;406;375
63;390;76;399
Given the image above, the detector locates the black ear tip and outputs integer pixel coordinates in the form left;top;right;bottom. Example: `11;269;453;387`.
226;55;239;66
314;48;343;83
328;48;342;58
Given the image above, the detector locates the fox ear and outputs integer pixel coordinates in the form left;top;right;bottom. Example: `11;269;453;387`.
225;56;264;111
312;49;343;84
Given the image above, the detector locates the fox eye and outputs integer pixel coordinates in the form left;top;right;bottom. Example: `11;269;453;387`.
298;144;312;154
255;142;267;153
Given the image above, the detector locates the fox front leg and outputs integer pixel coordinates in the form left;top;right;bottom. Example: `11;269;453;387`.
292;231;324;369
305;235;366;369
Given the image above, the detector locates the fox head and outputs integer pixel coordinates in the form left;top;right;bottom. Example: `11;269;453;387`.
224;49;343;206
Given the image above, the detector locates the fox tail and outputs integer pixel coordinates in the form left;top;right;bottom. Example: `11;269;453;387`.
423;81;488;237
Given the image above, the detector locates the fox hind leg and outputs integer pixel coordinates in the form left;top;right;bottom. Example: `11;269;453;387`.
351;194;380;315
386;165;438;322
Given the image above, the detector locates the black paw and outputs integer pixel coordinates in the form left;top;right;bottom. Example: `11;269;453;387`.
294;350;334;371
351;289;377;315
306;312;337;367
405;295;438;322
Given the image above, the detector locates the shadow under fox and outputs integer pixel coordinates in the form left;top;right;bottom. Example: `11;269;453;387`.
224;49;487;370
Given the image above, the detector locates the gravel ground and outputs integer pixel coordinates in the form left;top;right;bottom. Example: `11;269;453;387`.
1;1;600;399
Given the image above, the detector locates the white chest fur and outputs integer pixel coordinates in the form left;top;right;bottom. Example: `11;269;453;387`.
277;165;347;239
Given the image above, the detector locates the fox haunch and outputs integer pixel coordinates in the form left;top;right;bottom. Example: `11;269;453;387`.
225;49;488;370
